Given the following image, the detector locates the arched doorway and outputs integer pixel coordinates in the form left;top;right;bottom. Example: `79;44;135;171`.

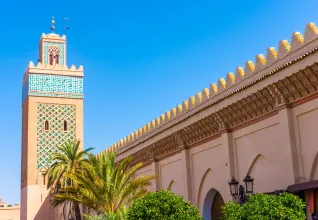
202;188;225;220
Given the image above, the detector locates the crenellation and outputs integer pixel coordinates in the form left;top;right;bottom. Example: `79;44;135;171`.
226;72;235;87
266;47;278;65
130;133;135;142
217;78;226;93
182;100;189;111
244;61;255;77
235;67;245;82
189;96;196;109
195;93;202;104
304;22;318;42
209;83;218;97
151;120;156;130
255;54;266;70
165;112;171;120
143;125;147;134
202;88;210;101
155;117;161;127
134;130;139;139
25;61;84;79
291;32;304;51
41;33;66;40
108;22;318;153
160;115;166;125
278;40;291;58
138;128;143;136
176;105;182;116
70;65;76;71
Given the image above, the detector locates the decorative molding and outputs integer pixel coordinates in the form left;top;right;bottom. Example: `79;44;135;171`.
99;22;318;164
105;62;318;165
103;22;318;154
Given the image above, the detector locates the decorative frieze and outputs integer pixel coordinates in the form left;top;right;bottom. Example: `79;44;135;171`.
124;63;318;165
22;74;83;103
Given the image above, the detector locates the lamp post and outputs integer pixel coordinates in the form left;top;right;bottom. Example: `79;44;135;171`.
228;174;254;204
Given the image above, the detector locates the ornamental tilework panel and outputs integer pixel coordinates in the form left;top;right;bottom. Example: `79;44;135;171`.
22;74;83;103
29;74;83;94
36;103;76;170
43;42;65;65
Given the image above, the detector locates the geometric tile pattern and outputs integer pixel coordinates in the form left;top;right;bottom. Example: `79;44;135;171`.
36;103;76;170
22;74;83;103
43;42;65;65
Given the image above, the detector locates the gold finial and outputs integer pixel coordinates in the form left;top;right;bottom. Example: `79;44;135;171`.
50;16;55;32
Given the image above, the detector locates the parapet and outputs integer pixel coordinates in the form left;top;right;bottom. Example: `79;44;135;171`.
23;61;83;85
100;22;318;155
40;33;66;41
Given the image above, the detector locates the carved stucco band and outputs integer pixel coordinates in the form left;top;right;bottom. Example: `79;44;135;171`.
128;63;318;166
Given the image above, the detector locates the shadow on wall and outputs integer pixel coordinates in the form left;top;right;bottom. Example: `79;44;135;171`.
33;194;88;220
34;195;55;220
310;152;318;180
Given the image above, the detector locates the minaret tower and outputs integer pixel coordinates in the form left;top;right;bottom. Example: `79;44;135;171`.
21;17;84;220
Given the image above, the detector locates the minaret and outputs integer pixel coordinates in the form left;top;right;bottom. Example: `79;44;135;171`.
21;17;84;220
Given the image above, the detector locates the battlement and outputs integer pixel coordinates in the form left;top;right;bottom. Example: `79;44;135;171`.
40;33;66;41
100;22;318;156
23;61;83;85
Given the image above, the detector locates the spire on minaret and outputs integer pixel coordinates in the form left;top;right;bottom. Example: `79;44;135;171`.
50;16;55;32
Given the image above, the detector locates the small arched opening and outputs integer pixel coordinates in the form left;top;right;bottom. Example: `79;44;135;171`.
44;120;50;131
55;54;59;65
63;120;68;131
49;53;54;65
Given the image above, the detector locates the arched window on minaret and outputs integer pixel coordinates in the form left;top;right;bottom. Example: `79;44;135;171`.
44;120;49;131
63;120;68;131
55;54;59;65
49;53;54;65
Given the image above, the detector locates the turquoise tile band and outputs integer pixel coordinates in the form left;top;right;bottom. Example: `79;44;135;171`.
22;74;83;102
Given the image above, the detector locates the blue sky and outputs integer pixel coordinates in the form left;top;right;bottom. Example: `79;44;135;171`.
0;0;317;204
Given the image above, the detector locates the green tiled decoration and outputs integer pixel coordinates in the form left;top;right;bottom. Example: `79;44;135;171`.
43;42;65;65
22;74;83;102
36;103;76;169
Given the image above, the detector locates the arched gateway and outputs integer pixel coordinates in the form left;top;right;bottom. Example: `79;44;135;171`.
202;188;225;220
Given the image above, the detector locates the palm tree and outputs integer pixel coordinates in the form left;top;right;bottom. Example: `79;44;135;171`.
46;139;93;220
52;150;156;215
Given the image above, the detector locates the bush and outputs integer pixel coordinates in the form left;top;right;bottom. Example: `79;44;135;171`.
85;212;126;220
127;190;202;220
85;208;127;220
222;192;306;220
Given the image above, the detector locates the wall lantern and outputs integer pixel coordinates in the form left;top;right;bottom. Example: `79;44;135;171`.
228;174;254;204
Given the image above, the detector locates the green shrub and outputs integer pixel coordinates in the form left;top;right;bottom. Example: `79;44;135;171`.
127;190;203;220
85;208;127;220
85;212;127;220
222;192;306;220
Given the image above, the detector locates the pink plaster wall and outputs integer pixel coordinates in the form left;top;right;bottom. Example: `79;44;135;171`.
0;207;20;220
159;154;184;196
21;184;55;220
232;114;293;193
292;99;318;182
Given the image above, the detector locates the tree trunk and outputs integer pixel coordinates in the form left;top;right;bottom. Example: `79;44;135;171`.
74;202;82;220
